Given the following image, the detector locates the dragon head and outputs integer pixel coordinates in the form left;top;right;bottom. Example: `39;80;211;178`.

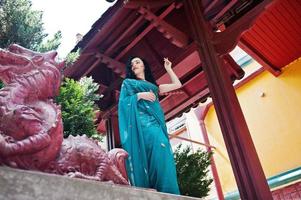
0;44;64;96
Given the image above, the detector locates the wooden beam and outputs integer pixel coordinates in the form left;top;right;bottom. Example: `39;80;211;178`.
165;88;210;121
81;1;126;52
64;55;90;78
211;0;238;24
82;58;103;77
80;48;99;57
104;15;145;56
101;99;119;120
184;0;273;199
204;0;219;15
234;67;265;89
212;0;274;55
138;7;189;48
161;90;184;96
95;53;126;76
142;38;163;66
123;0;174;9
115;3;177;60
222;54;245;80
81;53;126;78
238;38;281;76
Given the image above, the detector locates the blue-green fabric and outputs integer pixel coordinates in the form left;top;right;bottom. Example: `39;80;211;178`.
118;78;180;194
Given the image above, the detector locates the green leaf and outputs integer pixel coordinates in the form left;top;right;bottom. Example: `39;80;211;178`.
0;0;49;50
174;145;213;198
37;30;62;52
56;78;103;141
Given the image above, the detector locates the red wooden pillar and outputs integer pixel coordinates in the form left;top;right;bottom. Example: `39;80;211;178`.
184;1;272;199
105;114;121;150
196;106;224;200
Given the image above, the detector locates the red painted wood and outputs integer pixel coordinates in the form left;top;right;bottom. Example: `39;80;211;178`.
234;67;265;89
165;89;209;120
84;1;127;51
123;0;174;9
238;38;281;76
222;54;245;80
257;16;296;60
204;0;219;15
97;119;106;133
243;32;279;65
160;92;189;115
104;15;144;56
82;53;126;77
256;21;291;60
252;25;286;62
100;11;139;51
138;7;189;48
115;3;176;60
211;0;238;23
242;0;301;69
95;53;126;75
213;0;273;55
265;10;299;54
82;58;102;77
184;0;272;199
183;72;207;95
196;106;224;200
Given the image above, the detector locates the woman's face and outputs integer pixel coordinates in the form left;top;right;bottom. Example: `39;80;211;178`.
131;57;145;77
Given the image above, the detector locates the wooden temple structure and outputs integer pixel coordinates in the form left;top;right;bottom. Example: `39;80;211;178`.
65;0;301;199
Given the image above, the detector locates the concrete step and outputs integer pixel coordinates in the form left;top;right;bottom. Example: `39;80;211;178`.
0;167;202;200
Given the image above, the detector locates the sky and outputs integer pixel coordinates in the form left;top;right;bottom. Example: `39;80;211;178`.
31;0;114;57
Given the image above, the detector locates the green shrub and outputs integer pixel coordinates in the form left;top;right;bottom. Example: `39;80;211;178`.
64;48;80;69
56;77;101;140
174;145;213;198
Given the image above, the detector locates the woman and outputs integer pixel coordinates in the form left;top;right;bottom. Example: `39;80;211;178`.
118;56;182;194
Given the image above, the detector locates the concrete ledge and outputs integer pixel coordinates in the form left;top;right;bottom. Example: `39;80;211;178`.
0;167;200;200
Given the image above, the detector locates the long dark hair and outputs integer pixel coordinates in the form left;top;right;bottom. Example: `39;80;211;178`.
125;56;157;86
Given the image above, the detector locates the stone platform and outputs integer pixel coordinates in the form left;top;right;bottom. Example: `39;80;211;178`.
0;167;202;200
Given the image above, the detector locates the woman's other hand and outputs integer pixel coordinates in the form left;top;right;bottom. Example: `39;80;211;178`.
138;91;156;102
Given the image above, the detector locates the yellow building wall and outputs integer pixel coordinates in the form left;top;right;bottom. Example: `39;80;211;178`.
204;58;301;193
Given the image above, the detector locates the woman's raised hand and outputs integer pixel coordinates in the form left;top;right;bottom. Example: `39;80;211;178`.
138;90;156;102
164;58;172;71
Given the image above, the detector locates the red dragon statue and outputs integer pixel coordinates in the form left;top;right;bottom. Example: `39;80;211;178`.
0;44;128;185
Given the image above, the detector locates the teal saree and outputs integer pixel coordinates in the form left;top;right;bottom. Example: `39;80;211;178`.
118;78;180;194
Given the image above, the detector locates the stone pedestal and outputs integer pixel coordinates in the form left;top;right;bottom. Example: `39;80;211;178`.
0;167;200;200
